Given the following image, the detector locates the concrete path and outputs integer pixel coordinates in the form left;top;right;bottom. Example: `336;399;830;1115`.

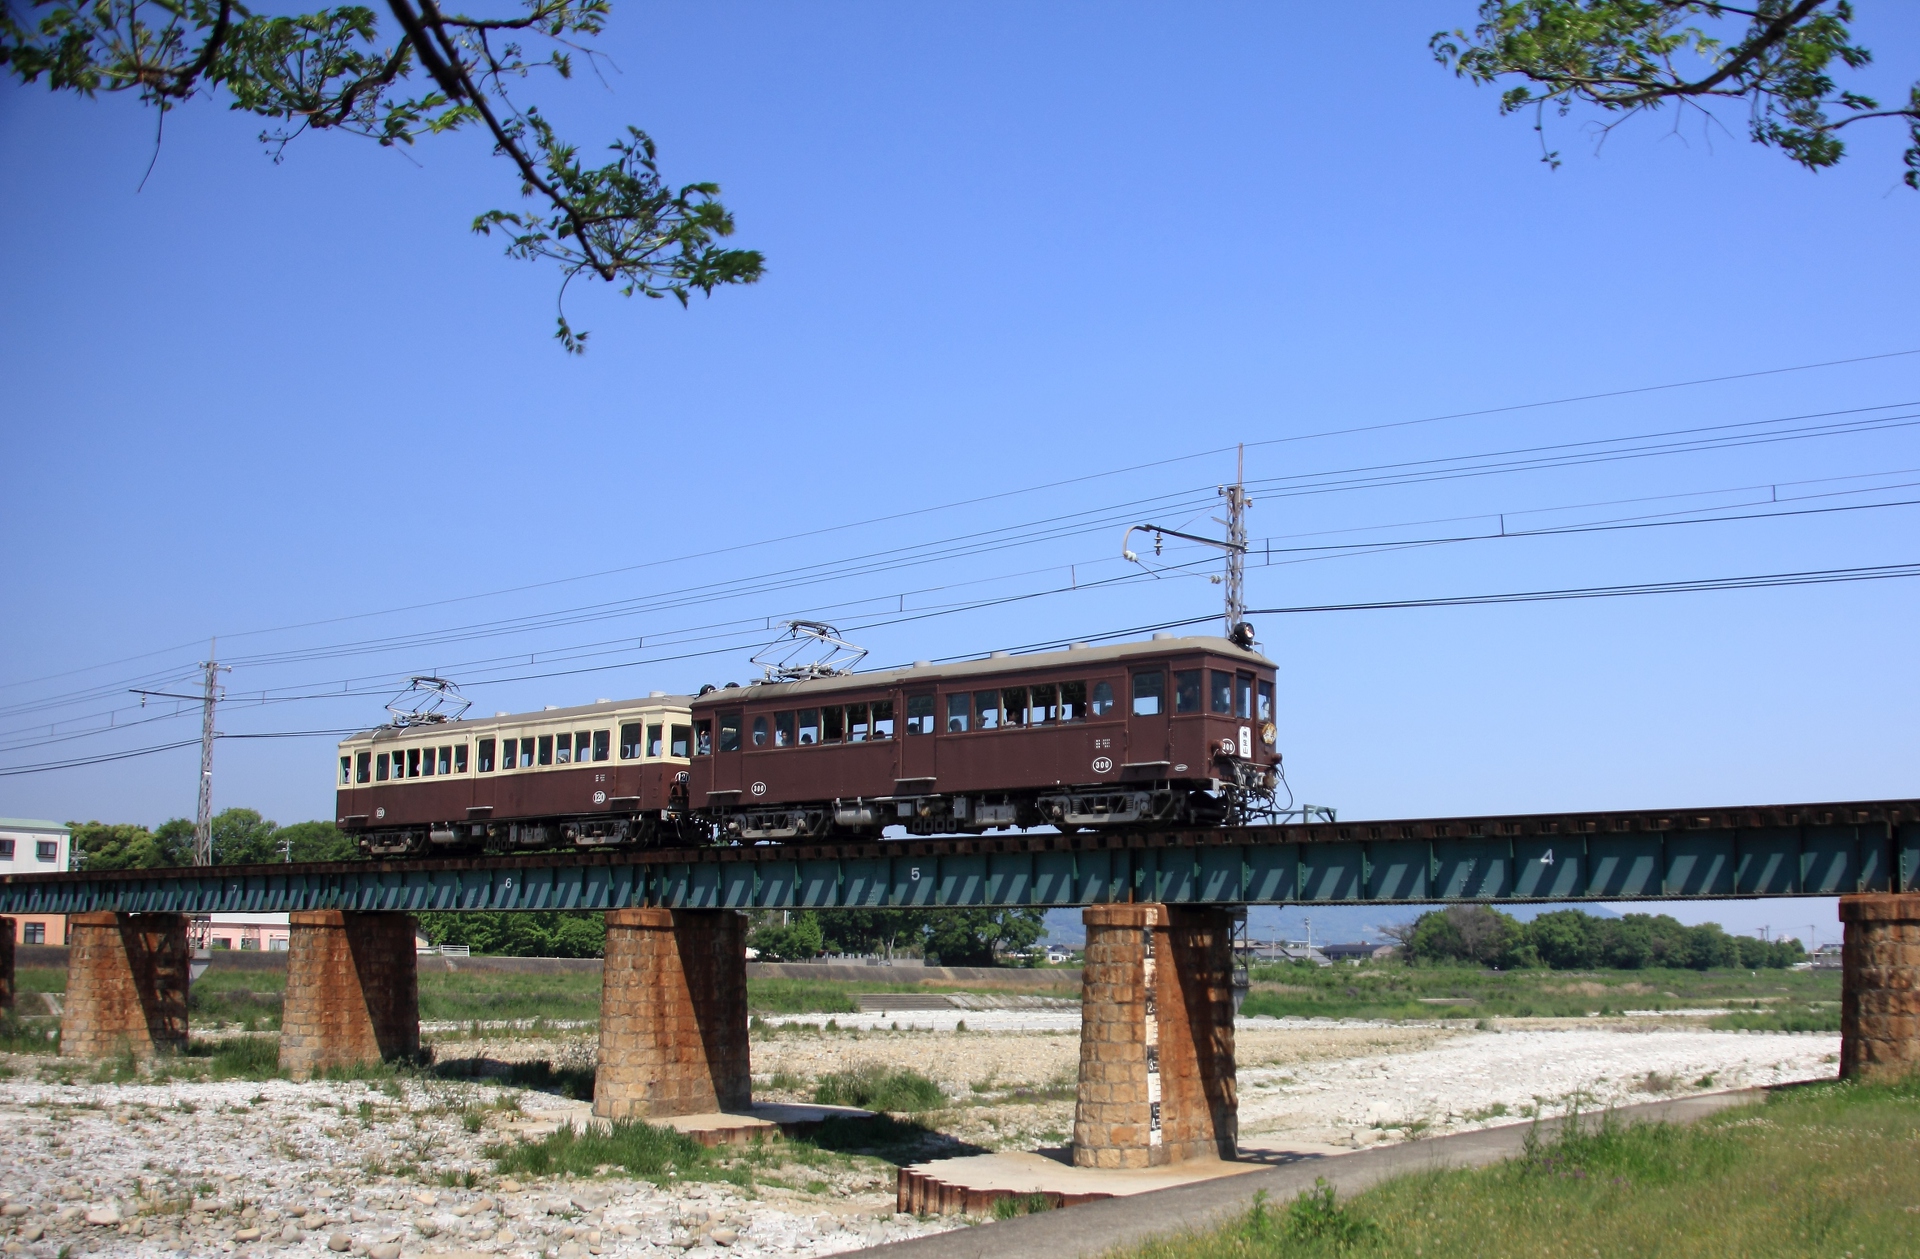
853;1089;1767;1259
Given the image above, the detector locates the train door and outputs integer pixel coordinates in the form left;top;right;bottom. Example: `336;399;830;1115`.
898;688;936;790
1125;667;1170;772
712;709;745;798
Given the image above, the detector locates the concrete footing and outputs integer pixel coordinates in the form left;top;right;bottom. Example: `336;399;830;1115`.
279;910;420;1080
1840;892;1920;1081
60;911;189;1058
1073;903;1237;1169
594;908;751;1120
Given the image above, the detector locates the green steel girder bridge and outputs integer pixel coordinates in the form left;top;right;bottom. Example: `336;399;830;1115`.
5;798;1915;917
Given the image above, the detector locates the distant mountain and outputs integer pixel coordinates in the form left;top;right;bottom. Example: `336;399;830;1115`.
1040;900;1619;948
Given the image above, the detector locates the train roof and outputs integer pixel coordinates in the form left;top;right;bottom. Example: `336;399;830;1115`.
339;694;695;745
691;635;1272;708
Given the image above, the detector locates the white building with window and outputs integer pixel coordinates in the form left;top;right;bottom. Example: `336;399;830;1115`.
1;818;70;945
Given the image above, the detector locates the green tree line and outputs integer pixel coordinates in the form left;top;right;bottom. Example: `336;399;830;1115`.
67;809;356;869
1403;904;1807;971
745;907;1048;967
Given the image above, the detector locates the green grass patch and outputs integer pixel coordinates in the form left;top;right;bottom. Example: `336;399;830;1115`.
747;979;861;1015
1120;1077;1920;1259
418;969;602;1023
486;1119;750;1186
0;1009;59;1054
812;1063;946;1112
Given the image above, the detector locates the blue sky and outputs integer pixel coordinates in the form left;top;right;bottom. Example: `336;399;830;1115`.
4;3;1917;940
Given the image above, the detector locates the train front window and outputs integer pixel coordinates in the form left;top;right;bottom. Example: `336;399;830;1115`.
693;720;712;756
620;724;642;759
775;711;794;747
1092;680;1115;717
872;699;894;739
537;735;554;766
455;744;469;773
478;739;496;773
718;713;742;753
907;694;934;735
670;725;690;757
946;694;970;733
1029;684;1056;725
1131;671;1164;717
1258;679;1274;722
1209;670;1232;715
1174;670;1203;714
339;756;351;786
752;716;769;748
846;703;869;742
975;691;1001;730
376;752;389;781
1236;673;1253;719
648;724;664;757
798;709;820;744
823;707;845;743
356;751;372;783
1060;680;1087;721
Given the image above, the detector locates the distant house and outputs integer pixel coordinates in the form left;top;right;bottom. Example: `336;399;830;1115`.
1321;942;1396;963
2;819;71;945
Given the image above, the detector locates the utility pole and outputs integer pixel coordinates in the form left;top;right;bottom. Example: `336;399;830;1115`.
193;644;228;867
1220;443;1248;632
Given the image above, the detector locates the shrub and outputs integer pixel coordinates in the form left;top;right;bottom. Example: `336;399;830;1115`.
812;1064;945;1112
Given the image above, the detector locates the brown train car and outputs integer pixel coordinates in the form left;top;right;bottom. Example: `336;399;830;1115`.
335;695;696;856
686;635;1279;840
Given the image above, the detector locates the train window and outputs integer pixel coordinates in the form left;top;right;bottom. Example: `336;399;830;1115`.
455;744;469;773
718;713;741;753
591;730;608;763
823;706;845;743
775;711;795;747
555;734;572;764
906;694;934;735
751;715;768;747
500;737;517;770
438;746;453;775
1209;670;1232;715
1258;679;1274;722
620;724;642;759
421;747;435;777
538;735;554;766
356;751;372;783
945;694;970;733
975;691;1001;730
579;731;597;762
1000;686;1027;727
1091;681;1115;717
798;709;820;744
376;752;390;781
845;703;868;742
1060;681;1087;722
1174;670;1203;714
670;724;690;757
693;721;712;756
478;739;496;773
1132;671;1165;717
340;756;352;786
872;699;895;739
520;738;535;769
648;724;664;757
1029;683;1057;725
407;747;422;777
1236;673;1253;719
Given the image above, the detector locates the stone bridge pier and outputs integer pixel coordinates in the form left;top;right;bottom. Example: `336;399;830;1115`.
1840;892;1920;1081
60;911;190;1058
279;910;421;1080
1073;903;1237;1168
595;907;751;1120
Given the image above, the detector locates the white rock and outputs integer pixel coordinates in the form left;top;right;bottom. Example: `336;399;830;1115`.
85;1206;122;1226
370;1245;402;1259
328;1230;351;1251
710;1227;739;1246
0;1205;28;1218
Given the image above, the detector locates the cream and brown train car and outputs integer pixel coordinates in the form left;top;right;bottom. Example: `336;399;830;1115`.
334;696;696;856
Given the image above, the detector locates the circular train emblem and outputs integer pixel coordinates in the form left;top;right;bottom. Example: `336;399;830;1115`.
592;790;607;805
751;781;767;796
375;807;386;819
1091;756;1113;774
1220;737;1236;754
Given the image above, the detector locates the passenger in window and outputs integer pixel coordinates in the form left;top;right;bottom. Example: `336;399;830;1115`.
693;721;712;756
1209;670;1232;714
1029;684;1057;725
1060;681;1087;722
907;695;934;735
823;707;845;743
1132;672;1164;716
752;716;769;748
1175;669;1203;714
555;735;572;764
846;703;868;742
647;724;664;757
775;712;795;747
872;700;895;739
1236;674;1253;719
1258;680;1275;723
946;694;970;733
478;740;496;773
718;713;741;753
975;691;1001;729
455;745;469;773
340;757;351;786
1001;687;1027;726
1092;680;1115;717
670;725;691;757
620;724;641;759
